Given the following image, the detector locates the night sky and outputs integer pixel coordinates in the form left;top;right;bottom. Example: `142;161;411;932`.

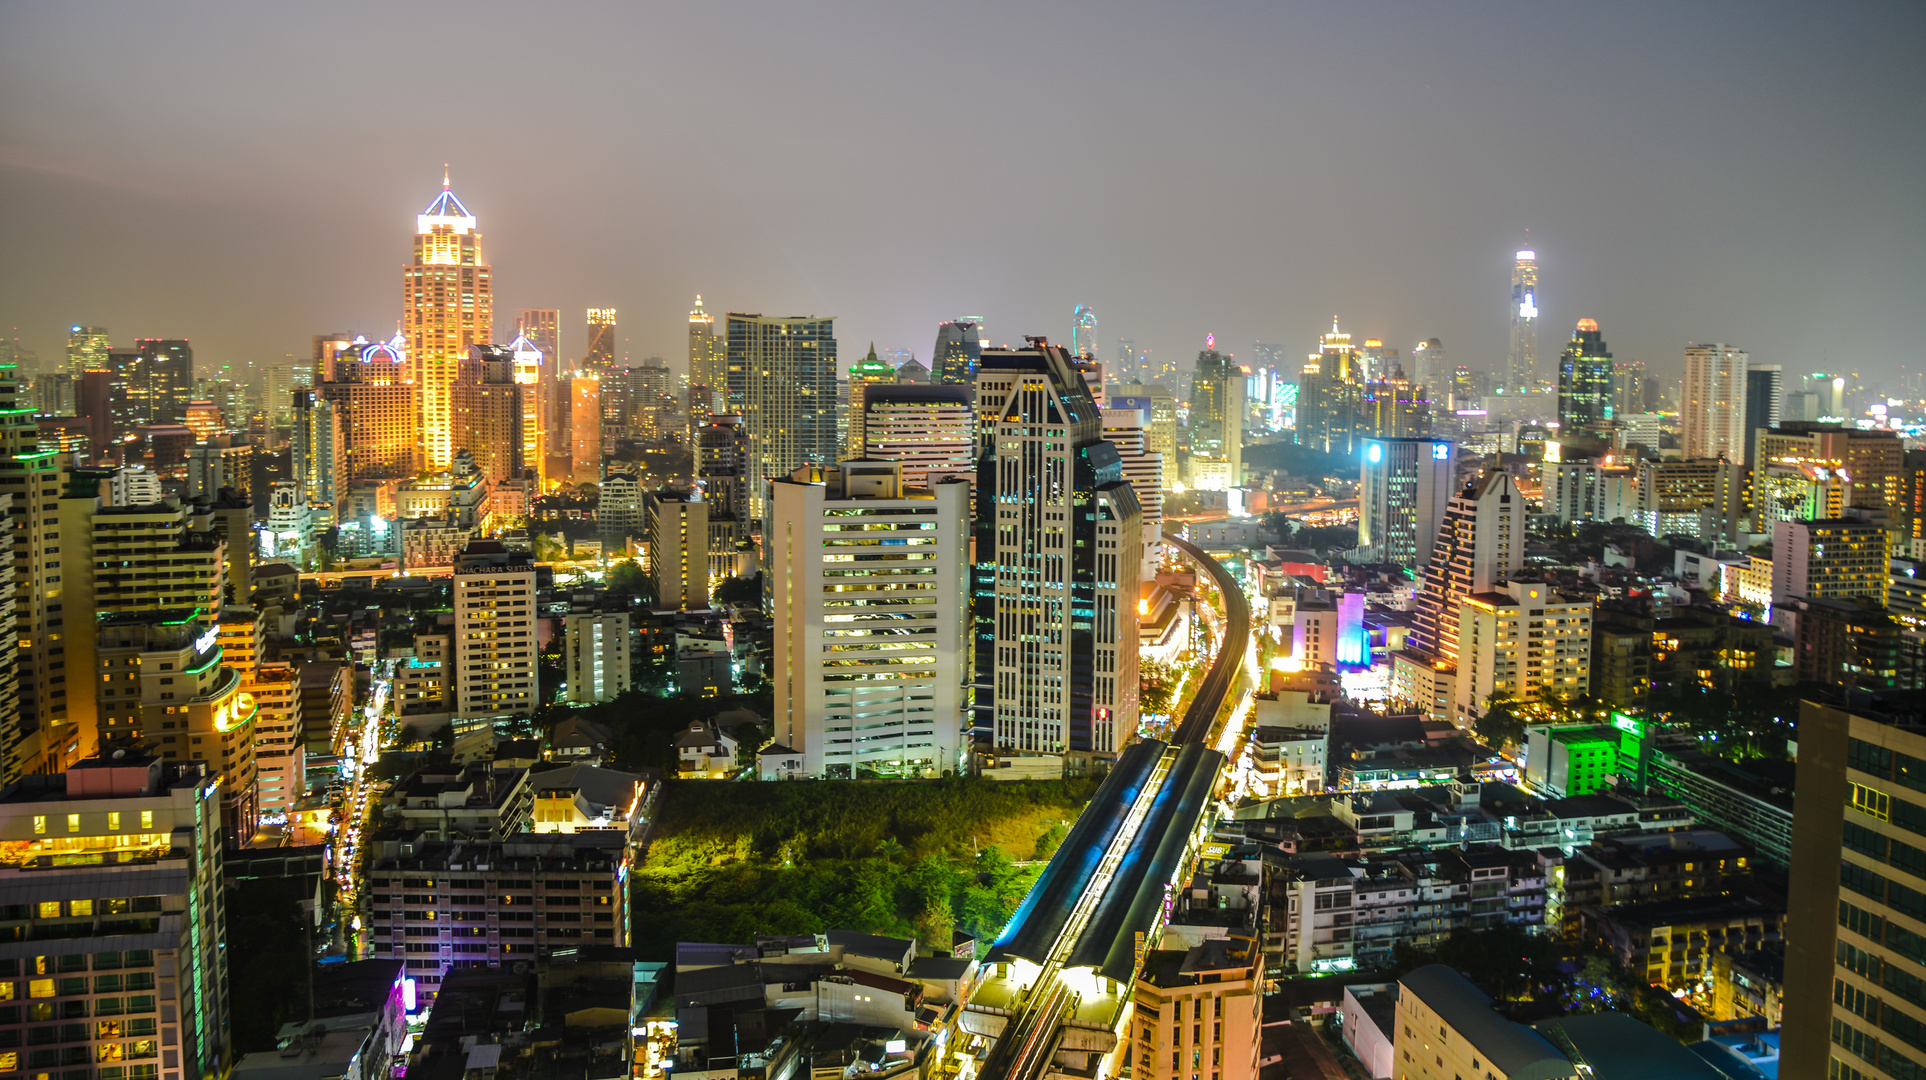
1;1;1920;388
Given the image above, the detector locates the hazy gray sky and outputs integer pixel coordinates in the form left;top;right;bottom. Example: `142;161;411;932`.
1;1;1920;390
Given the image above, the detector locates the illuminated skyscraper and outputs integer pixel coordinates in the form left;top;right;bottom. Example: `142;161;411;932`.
1556;319;1614;432
688;295;727;406
454;346;526;486
1071;304;1098;358
507;335;546;485
1295;321;1364;456
318;341;420;482
1507;250;1539;393
1187;346;1244;490
971;341;1140;771
585;308;617;370
1412;471;1525;667
515;309;560;367
133;338;193;425
932;320;983;386
1412;338;1446;394
570;374;602;481
404;175;493;470
726;313;838;518
1360;438;1456;568
65;326;111;377
1682;342;1749;463
845;344;898;459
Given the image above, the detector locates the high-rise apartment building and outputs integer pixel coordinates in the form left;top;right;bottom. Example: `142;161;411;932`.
0;362;58;780
1359;438;1456;568
1638;458;1743;542
972;342;1142;771
66;326;112;378
1754;423;1905;524
0;754;231;1080
1507;250;1540;393
568;374;601;481
116;340;192;429
1682;343;1749;463
726;314;838;519
1100;403;1165;577
1772;518;1891;606
453;346;526;487
317;341;419;483
1455;581;1594;723
854;384;975;488
931;320;983;386
769;461;970;778
506;335;546;487
451;542;537;724
564;612;630;704
1111;384;1179;460
1295;322;1363;456
289;390;344;517
1412;472;1524;667
1071;305;1097;358
404;178;493;471
515;309;560;371
687;296;723;392
1187;349;1244;491
696;416;749;567
1556;319;1614;432
1362;366;1430;438
645;491;709;611
1783;697;1926;1080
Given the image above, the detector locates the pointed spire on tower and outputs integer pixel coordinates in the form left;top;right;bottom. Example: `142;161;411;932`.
443;163;450;188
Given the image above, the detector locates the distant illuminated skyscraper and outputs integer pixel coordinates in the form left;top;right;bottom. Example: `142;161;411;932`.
584;309;617;370
1412;338;1446;393
1507;250;1539;393
1187;348;1244;490
404;174;493;471
514;309;559;368
507;335;546;485
1556;319;1614;432
932;320;983;386
688;295;726;399
66;327;111;377
1682;343;1749;463
1071;305;1098;358
727;313;838;518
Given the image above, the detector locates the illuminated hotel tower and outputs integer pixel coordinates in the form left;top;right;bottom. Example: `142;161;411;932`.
1507;249;1539;393
585;309;617;370
404;172;493;470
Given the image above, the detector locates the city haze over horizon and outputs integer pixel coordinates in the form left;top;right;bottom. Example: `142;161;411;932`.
1;2;1920;388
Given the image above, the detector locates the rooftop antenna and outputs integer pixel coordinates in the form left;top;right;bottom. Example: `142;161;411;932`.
443;163;450;189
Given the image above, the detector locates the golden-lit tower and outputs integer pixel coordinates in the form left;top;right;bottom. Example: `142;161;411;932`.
404;168;492;470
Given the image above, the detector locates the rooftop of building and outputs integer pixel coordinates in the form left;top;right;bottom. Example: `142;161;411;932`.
367;832;627;872
1585;895;1782;930
1536;1012;1727;1079
1138;939;1260;989
1397;965;1573;1079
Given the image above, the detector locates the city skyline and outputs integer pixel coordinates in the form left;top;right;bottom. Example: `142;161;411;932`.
2;3;1920;391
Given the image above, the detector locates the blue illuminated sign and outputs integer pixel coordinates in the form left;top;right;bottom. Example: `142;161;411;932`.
1366;443;1382;463
1432;443;1450;460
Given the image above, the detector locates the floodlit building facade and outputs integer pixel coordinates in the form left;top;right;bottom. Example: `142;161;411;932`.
1359;437;1455;568
1455;582;1594;725
1681;342;1748;464
404;179;492;471
564;613;631;704
727;314;838;519
451;543;538;724
645;491;709;611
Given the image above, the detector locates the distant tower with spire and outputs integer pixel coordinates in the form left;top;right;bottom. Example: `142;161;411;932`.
404;167;492;470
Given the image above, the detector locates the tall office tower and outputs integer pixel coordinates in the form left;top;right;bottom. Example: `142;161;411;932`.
289;389;345;513
1294;321;1364;455
726;313;838;518
65;326;112;377
1360;438;1456;567
1507;249;1540;393
696;414;750;538
1356;338;1395;383
1682;342;1750;463
1744;363;1783;460
854;384;975;488
1754;423;1905;523
1071;304;1098;358
1783;697;1926;1080
971;341;1142;770
584;308;617;370
451;541;537;723
311;332;360;382
1555;318;1615;432
261;360;298;427
1412;471;1524;666
687;295;717;384
844;345;897;459
515;308;561;371
404;177;493;471
646;490;709;611
1771;517;1890;606
317;341;419;482
31;372;76;417
1362;365;1431;438
0;755;231;1076
931;320;983;386
1612;357;1648;418
452;346;526;486
1112;382;1180;459
1411;338;1446;393
1072;355;1106;410
1100;401;1165;577
1187;348;1244;490
507;335;546;485
128;339;192;426
564;612;631;704
569;374;601;480
769;461;969;777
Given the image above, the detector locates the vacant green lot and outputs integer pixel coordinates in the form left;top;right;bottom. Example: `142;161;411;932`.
629;777;1098;960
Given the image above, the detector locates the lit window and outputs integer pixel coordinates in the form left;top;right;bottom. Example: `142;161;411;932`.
35;903;58;920
139;811;152;830
66;815;78;834
31;816;43;835
70;900;92;917
108;813;119;831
